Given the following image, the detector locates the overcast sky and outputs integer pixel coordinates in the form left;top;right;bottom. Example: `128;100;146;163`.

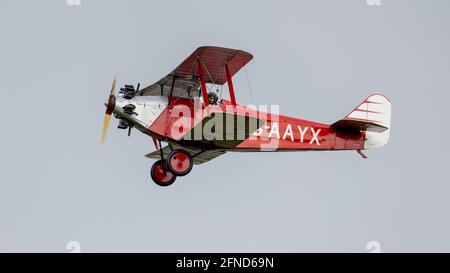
1;0;450;252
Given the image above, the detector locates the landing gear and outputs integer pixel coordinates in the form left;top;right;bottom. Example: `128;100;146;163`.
166;149;193;176
150;159;176;187
150;147;194;187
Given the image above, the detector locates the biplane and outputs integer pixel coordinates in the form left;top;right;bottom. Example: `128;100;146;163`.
101;46;391;186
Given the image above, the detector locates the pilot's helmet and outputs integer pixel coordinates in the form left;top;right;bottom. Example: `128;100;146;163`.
208;92;219;105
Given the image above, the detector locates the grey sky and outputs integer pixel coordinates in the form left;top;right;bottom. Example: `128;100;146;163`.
1;0;450;252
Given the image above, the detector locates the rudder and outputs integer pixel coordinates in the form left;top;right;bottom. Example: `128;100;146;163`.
332;94;391;150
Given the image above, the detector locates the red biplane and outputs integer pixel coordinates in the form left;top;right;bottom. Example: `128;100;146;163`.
101;46;391;186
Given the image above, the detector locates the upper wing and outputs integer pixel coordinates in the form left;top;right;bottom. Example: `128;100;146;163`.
145;143;225;165
137;46;253;99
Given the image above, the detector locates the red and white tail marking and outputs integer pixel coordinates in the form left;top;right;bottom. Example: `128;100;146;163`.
344;94;391;150
345;94;391;131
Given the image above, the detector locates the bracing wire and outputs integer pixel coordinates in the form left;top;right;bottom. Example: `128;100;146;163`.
244;65;255;105
218;68;225;101
202;62;216;94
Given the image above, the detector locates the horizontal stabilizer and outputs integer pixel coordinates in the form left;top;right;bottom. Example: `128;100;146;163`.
332;119;388;133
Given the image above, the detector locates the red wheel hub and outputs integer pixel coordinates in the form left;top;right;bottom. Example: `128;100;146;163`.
169;152;190;173
153;161;174;184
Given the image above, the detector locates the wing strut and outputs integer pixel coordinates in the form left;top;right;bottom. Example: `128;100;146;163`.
196;58;209;106
168;76;176;105
225;63;237;106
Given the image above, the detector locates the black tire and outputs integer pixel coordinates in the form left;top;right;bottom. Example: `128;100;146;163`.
150;159;177;187
166;149;193;176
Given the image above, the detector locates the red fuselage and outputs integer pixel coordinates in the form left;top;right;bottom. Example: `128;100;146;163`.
147;98;365;151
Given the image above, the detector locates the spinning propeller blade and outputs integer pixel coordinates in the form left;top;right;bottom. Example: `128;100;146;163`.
101;114;111;144
101;76;117;144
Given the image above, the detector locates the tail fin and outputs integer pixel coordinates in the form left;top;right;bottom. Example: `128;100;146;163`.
332;94;391;150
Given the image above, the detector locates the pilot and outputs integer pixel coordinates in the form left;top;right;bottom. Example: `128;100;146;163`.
207;92;219;105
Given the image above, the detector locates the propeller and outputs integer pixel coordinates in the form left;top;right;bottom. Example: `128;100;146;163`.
101;76;117;144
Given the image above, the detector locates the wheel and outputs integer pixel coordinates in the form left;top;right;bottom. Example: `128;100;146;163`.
150;159;176;187
166;149;193;176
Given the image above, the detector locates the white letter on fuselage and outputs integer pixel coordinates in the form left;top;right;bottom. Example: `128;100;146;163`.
268;122;280;139
310;128;321;145
297;125;308;143
282;124;294;141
